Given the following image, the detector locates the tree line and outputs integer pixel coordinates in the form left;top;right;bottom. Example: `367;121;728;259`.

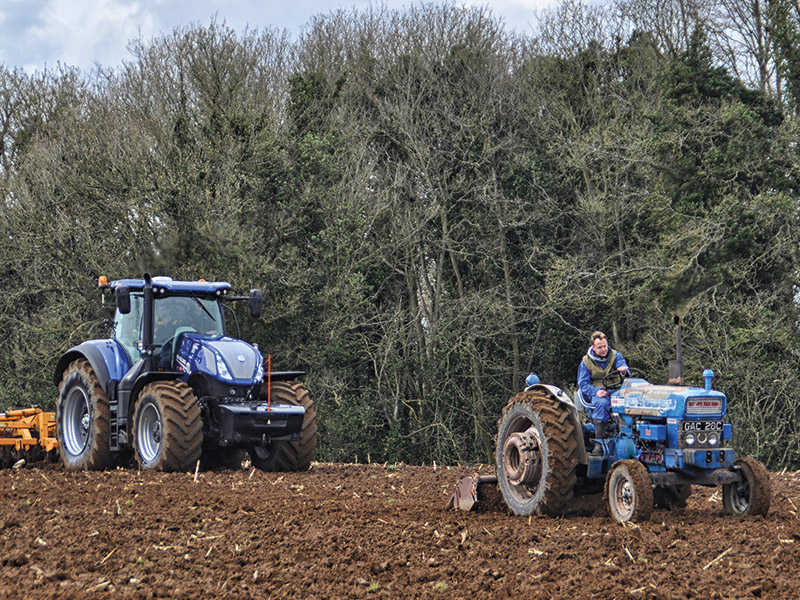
1;1;799;468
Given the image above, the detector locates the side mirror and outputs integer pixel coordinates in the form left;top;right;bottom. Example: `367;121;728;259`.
116;287;131;314
249;289;263;318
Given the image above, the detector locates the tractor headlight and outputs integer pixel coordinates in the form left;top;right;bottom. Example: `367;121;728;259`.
215;354;233;381
254;361;264;383
708;432;719;446
685;433;695;446
202;347;217;375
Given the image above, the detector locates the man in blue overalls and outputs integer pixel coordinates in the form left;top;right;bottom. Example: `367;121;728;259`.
577;331;629;454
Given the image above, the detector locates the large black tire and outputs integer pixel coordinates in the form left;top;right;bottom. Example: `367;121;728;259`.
722;456;770;516
249;381;317;472
604;459;653;523
56;359;111;471
133;381;202;472
495;390;580;516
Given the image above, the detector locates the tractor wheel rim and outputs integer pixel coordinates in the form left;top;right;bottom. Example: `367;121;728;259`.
729;481;750;513
502;427;542;489
137;403;163;463
63;387;90;456
614;475;635;520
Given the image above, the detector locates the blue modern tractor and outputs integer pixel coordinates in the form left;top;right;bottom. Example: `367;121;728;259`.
53;274;316;472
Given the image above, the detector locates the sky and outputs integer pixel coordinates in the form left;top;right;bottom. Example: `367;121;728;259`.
0;0;560;73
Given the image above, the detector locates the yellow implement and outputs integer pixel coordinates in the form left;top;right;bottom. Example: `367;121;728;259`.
0;407;58;466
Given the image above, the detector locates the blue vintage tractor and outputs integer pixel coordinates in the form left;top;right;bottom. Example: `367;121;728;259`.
450;330;771;523
53;274;316;472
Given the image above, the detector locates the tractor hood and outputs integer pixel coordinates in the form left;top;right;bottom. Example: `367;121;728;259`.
610;378;727;419
174;333;264;385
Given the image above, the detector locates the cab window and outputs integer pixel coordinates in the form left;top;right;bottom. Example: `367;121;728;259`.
114;294;143;363
153;296;224;347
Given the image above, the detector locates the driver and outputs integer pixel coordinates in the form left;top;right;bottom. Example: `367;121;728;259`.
154;311;179;347
577;331;629;452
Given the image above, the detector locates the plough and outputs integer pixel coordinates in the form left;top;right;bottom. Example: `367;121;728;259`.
0;407;58;467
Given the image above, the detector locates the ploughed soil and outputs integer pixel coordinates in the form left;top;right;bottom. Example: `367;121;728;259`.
1;461;798;599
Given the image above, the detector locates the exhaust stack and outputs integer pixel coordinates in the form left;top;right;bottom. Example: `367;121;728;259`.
141;273;155;369
667;315;684;385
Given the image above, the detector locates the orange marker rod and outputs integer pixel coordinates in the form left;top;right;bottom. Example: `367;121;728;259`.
267;354;271;412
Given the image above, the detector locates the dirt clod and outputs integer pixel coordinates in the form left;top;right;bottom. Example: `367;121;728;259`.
0;463;798;599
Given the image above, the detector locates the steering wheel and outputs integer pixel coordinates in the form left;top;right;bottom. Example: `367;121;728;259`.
602;367;645;390
626;367;645;379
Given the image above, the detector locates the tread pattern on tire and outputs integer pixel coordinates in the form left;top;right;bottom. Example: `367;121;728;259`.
135;380;202;472
57;358;111;471
604;459;653;523
496;389;579;515
251;381;317;472
723;456;771;516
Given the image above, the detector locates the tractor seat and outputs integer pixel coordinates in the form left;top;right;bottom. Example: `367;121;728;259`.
574;388;595;417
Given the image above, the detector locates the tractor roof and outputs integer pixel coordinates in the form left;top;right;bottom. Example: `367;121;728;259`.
110;276;231;295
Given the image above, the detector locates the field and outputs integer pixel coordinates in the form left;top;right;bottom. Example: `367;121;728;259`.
1;462;798;599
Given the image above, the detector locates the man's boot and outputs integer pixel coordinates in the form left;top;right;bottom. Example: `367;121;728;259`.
591;420;607;456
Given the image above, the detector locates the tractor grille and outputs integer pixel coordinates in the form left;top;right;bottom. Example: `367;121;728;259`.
686;397;722;415
205;339;257;380
227;357;255;380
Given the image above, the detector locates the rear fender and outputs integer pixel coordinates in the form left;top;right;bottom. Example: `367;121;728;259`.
54;340;129;396
530;383;588;466
269;370;306;381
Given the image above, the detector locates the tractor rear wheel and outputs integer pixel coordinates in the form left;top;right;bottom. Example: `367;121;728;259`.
133;381;202;472
495;390;580;516
249;381;317;472
722;456;770;516
57;359;111;471
605;459;653;523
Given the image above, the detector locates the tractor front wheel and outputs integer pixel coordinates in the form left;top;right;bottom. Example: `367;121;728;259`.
249;381;317;472
722;456;770;516
604;459;653;523
133;381;202;472
56;359;111;471
495;390;580;516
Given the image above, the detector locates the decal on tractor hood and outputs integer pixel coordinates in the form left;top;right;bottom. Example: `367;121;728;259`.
611;385;686;413
176;354;191;373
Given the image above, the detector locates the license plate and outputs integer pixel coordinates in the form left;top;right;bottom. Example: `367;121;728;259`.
681;420;722;432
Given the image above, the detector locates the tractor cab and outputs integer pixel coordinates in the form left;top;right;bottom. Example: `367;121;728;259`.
107;274;270;414
112;280;227;369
